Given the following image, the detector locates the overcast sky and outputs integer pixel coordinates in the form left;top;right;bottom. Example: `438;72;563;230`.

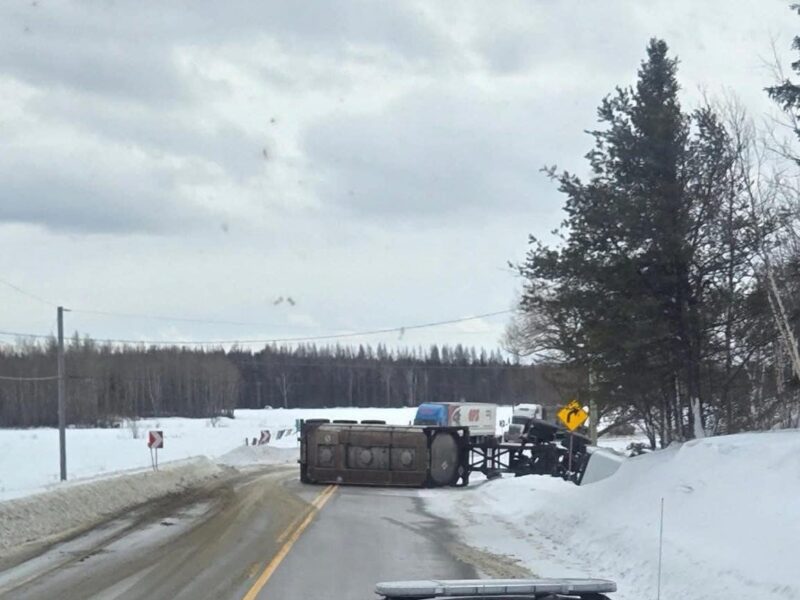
0;0;796;352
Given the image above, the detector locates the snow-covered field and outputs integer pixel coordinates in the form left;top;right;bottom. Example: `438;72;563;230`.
424;429;800;600
0;407;426;501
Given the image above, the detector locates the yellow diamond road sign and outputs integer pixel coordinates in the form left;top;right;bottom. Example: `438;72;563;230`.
557;399;588;431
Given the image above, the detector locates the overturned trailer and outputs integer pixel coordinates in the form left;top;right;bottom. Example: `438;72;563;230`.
300;421;470;487
299;418;616;488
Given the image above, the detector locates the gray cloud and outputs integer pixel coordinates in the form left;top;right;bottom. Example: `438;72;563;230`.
3;177;167;234
0;1;452;107
0;1;461;234
0;149;215;234
303;86;597;221
26;91;267;182
473;4;643;77
220;1;450;61
0;8;189;106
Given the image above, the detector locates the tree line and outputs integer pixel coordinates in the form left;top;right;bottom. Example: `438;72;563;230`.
508;30;800;447
0;337;571;428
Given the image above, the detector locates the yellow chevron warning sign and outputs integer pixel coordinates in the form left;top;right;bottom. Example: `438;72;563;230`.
557;400;588;431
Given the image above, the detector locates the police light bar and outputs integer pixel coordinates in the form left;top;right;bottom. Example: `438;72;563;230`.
375;578;617;599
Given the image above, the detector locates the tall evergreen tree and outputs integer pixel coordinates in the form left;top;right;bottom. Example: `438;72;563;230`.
767;4;800;147
518;39;763;442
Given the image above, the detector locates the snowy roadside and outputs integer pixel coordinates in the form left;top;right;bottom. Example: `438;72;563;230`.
422;430;800;600
0;457;227;557
0;445;297;560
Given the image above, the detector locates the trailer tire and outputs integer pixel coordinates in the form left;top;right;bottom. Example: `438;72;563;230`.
429;432;460;486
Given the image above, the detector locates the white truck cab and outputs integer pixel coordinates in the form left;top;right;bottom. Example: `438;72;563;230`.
504;403;545;443
514;403;544;420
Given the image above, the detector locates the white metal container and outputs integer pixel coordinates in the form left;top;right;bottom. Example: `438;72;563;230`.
443;402;497;437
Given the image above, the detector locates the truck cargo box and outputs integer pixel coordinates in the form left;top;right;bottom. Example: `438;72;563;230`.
413;402;497;439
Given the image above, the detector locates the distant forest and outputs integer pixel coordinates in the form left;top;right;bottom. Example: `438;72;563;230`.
0;337;570;428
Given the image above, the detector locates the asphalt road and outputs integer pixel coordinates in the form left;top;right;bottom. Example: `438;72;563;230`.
0;466;477;600
256;484;476;599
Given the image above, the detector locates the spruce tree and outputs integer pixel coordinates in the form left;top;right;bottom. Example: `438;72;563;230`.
519;39;758;440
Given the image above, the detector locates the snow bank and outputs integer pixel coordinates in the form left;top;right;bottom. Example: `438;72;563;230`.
215;444;298;467
424;430;800;600
0;457;226;556
0;435;301;559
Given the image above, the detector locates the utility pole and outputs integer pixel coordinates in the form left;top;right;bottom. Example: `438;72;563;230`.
588;365;598;445
57;306;67;481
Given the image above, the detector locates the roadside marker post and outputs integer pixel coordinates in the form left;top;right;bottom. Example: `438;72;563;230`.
148;430;163;471
568;433;574;474
57;306;69;481
657;497;665;600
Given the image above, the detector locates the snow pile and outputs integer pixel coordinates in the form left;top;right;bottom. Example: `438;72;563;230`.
424;430;800;600
216;444;298;467
593;434;647;453
0;457;226;556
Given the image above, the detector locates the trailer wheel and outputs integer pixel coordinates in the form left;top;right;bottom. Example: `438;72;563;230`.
429;432;460;486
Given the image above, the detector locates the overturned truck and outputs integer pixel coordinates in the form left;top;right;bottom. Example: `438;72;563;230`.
299;418;620;487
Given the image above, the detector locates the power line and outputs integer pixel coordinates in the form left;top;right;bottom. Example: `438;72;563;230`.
0;277;57;307
70;308;295;328
0;330;54;341
0;310;512;347
69;308;491;334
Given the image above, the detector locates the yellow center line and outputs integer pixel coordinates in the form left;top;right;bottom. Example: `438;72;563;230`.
242;484;338;600
275;514;303;545
311;484;336;508
275;484;333;544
